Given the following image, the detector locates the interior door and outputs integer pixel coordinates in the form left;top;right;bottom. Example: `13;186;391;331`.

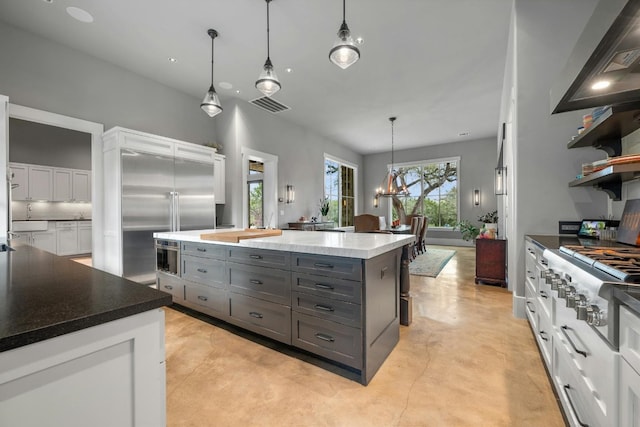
174;158;215;230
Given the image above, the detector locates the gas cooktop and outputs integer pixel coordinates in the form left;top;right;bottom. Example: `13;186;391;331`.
559;245;640;283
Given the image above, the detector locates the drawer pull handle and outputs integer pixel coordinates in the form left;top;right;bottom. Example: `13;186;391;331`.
381;266;388;279
164;285;173;290
197;248;207;252
197;268;208;274
562;384;589;427
315;283;335;290
250;254;263;260
197;295;208;302
314;304;335;312
249;311;263;319
539;290;548;299
315;333;335;342
526;301;536;314
250;279;263;285
539;330;549;342
560;325;588;358
314;262;334;269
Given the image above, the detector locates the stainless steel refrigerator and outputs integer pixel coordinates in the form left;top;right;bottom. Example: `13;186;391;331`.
121;149;215;283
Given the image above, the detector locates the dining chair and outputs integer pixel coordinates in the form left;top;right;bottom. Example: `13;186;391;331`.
354;214;381;232
417;216;429;254
409;216;422;260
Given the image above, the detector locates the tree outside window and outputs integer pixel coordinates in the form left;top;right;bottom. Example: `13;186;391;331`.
324;156;357;227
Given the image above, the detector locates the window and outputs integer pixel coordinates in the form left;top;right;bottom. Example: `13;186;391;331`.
247;160;264;228
324;155;357;227
390;158;458;228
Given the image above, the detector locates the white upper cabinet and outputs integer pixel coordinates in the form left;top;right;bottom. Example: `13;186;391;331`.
10;163;53;201
72;170;91;202
53;168;73;201
9;163;28;200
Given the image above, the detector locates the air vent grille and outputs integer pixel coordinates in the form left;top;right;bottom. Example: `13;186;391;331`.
250;96;290;113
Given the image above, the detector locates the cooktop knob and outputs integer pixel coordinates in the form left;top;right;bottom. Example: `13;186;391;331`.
551;278;565;291
565;286;577;307
586;305;607;326
558;282;568;298
540;269;554;280
575;295;588;319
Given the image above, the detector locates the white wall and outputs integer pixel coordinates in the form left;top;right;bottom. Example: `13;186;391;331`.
508;0;605;316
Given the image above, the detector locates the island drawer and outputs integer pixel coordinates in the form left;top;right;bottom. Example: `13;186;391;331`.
228;263;291;305
292;253;362;281
292;292;361;328
229;294;291;344
292;272;362;304
184;283;228;317
156;272;185;301
227;247;290;268
181;255;227;289
181;242;226;260
292;312;362;369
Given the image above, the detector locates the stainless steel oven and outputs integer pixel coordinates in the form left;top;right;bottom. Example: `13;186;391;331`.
155;240;179;275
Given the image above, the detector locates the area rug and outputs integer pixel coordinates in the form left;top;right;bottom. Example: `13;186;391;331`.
409;247;456;277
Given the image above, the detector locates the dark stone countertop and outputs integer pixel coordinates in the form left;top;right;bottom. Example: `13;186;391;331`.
0;244;172;352
526;234;631;250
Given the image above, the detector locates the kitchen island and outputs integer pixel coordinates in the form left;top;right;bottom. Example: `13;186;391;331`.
153;229;415;384
0;244;172;427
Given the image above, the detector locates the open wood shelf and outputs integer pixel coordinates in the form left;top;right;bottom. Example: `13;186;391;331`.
569;163;640;200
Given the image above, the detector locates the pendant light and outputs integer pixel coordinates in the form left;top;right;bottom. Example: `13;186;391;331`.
256;0;281;97
329;0;360;69
201;29;223;117
376;117;408;197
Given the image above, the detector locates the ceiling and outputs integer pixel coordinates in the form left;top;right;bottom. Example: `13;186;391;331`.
0;0;513;155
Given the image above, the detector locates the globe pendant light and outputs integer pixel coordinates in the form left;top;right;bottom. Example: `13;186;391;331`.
201;29;223;117
376;117;408;197
256;0;281;97
329;0;360;69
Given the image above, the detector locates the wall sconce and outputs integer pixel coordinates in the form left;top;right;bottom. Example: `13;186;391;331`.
473;189;480;206
285;184;295;204
495;166;506;195
373;194;379;208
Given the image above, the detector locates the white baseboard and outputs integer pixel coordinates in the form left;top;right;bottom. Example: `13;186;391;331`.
426;238;472;247
512;295;525;318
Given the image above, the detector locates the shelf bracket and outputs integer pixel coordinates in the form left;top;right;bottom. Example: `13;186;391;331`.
594;139;622;157
596;181;622;201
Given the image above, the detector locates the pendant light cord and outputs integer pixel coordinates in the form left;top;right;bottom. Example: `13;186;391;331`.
266;0;271;61
342;0;346;24
390;117;396;172
210;34;214;87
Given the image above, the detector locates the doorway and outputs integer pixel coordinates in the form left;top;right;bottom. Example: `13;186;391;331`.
241;147;278;229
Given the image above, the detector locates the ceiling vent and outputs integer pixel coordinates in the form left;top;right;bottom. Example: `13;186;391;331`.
249;96;290;114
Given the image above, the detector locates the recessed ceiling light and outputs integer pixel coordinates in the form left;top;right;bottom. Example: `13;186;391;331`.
458;131;470;137
236;90;241;94
592;80;611;90
168;57;177;63
285;68;293;73
66;6;94;23
356;37;364;45
219;82;233;90
42;0;53;3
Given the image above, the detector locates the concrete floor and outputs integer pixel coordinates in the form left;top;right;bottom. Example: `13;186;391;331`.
164;246;564;426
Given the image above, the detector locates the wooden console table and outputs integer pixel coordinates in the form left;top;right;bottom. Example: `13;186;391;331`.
475;238;507;287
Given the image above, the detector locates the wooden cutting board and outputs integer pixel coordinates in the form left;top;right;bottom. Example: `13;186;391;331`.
200;228;282;243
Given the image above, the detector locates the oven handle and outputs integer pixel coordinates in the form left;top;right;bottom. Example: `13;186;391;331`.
560;325;588;358
562;384;589;427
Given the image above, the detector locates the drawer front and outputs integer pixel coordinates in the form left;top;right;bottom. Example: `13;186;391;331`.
228;263;291;305
292;253;362;281
553;343;595;427
181;242;226;260
181;255;226;289
292;272;362;304
535;308;552;368
524;279;538;330
620;306;640;375
292;292;361;328
156;272;185;302
184;282;227;317
227;247;290;268
292;312;362;369
229;294;291;344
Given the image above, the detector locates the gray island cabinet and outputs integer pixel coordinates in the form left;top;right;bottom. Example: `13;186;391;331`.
154;229;414;385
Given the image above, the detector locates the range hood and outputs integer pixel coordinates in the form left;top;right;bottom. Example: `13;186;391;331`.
551;0;640;114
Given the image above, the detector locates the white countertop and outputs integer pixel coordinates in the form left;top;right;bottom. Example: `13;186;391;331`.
153;229;415;259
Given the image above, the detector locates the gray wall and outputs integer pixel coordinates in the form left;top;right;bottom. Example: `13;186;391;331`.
508;0;605;306
364;137;498;243
216;99;364;229
9;118;91;169
0;21;217;145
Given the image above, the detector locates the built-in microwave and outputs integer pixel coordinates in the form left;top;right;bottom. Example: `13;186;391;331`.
155;239;179;275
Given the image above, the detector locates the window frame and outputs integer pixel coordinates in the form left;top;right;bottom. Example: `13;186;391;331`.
324;153;358;229
387;156;460;230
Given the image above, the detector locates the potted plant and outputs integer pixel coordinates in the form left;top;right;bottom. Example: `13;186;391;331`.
319;197;330;221
478;210;498;239
454;219;481;242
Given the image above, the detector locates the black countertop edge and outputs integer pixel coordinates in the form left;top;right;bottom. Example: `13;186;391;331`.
526;234;634;251
0;298;171;353
613;287;640;317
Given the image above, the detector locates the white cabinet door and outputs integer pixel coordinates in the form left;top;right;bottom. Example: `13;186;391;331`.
53;168;73;201
28;166;53;201
56;222;78;255
31;231;56;253
78;224;92;253
213;155;225;204
73;170;91;202
9;163;28;201
11;231;31;246
619;358;640;427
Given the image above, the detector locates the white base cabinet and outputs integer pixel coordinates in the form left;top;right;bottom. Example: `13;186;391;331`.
0;309;166;427
11;223;56;254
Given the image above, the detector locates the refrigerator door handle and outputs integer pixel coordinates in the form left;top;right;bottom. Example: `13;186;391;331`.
169;192;175;231
175;192;180;231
